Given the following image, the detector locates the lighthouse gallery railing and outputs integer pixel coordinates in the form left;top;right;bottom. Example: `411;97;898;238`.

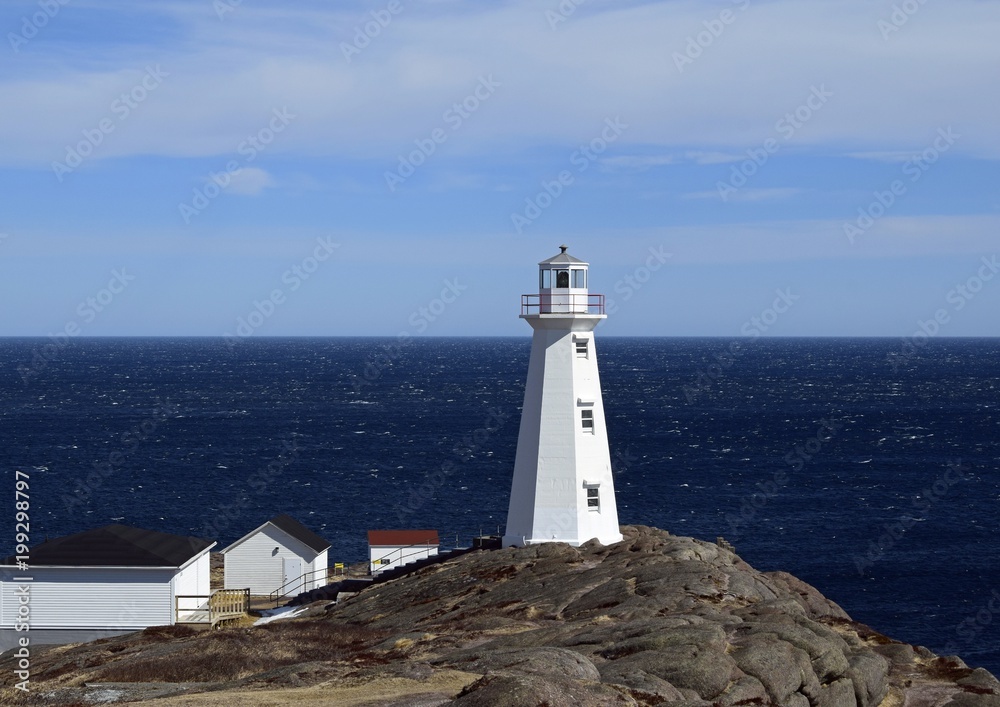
521;294;605;316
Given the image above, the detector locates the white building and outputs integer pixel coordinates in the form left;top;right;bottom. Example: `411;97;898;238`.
503;246;624;548
0;524;214;630
221;514;330;597
368;530;439;575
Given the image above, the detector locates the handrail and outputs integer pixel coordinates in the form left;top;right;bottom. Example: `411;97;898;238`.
265;530;504;607
268;566;331;605
521;293;605;315
370;529;501;567
370;536;441;574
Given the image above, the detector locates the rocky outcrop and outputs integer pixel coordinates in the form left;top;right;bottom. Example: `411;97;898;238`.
3;525;998;706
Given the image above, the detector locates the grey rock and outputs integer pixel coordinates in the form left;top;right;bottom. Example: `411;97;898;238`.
872;642;916;665
847;652;889;707
944;694;1000;707
449;673;636;706
437;646;600;681
563;577;635;617
601;624;728;659
731;636;813;703
598;664;687;701
814;678;859;707
714;675;769;706
605;645;739;699
958;668;1000;693
765;571;851;619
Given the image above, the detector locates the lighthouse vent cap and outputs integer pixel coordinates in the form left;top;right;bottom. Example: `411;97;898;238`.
539;246;587;266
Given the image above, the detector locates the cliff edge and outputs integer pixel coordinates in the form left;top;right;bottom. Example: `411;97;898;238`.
3;525;998;706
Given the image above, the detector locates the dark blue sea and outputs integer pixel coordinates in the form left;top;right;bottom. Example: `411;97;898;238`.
1;337;998;673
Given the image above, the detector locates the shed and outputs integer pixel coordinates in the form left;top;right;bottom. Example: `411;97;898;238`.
0;524;215;630
221;514;330;596
368;530;439;575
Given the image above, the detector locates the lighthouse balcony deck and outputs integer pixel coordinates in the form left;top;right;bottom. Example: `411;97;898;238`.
521;294;605;315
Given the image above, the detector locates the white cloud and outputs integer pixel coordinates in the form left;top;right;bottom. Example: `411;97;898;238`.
0;1;998;167
601;154;675;170
682;187;805;203
684;151;746;165
225;167;276;196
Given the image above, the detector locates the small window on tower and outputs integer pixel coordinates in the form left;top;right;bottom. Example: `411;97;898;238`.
556;270;570;288
581;409;594;433
576;339;589;358
572;269;586;288
541;269;551;289
587;487;600;510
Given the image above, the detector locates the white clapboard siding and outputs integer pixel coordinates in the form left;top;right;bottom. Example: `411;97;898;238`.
0;568;173;630
311;549;329;590
172;553;212;621
224;525;319;595
173;553;210;597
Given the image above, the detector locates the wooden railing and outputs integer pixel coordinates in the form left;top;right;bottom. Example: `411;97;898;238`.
175;588;249;627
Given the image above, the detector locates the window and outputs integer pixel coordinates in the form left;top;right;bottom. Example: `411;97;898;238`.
571;269;586;288
587;487;600;510
581;409;594;432
556;269;570;288
541;269;551;288
576;339;589;358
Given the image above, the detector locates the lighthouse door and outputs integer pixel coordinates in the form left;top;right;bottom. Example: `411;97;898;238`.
283;557;304;594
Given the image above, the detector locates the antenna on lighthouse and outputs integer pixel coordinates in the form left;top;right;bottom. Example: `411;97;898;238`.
503;247;623;548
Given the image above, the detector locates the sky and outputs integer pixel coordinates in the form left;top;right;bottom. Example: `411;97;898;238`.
1;0;998;337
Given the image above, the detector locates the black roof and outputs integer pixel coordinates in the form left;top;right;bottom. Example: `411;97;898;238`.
3;524;214;567
268;514;330;553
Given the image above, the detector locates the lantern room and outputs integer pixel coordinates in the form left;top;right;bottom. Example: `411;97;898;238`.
522;245;604;315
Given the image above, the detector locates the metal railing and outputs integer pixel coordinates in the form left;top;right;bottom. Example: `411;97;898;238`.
265;530;505;607
370;541;440;575
521;293;605;315
268;566;333;606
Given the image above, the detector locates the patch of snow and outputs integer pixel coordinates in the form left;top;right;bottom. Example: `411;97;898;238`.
254;605;310;625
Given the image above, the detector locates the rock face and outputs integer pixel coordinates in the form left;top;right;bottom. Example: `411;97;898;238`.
3;525;999;706
331;525;897;706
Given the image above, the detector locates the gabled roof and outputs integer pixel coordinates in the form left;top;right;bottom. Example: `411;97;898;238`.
368;530;439;547
3;524;214;568
220;514;330;555
268;514;330;553
539;245;586;266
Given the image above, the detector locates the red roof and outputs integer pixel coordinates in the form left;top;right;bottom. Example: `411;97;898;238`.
367;530;439;547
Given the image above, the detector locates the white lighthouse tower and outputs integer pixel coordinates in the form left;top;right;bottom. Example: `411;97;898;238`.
503;246;623;548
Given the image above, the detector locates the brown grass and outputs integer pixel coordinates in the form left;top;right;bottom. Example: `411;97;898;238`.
922;657;974;683
94;621;389;683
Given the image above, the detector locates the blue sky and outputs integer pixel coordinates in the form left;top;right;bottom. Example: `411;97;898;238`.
1;0;998;337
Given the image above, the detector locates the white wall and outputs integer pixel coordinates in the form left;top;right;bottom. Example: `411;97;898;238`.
311;549;329;590
0;567;174;630
173;551;211;622
504;317;623;548
173;551;210;597
223;525;321;596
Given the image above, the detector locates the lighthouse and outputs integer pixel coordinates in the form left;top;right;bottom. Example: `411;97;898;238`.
502;246;623;548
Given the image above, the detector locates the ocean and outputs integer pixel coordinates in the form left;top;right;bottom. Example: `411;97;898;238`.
1;337;998;673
